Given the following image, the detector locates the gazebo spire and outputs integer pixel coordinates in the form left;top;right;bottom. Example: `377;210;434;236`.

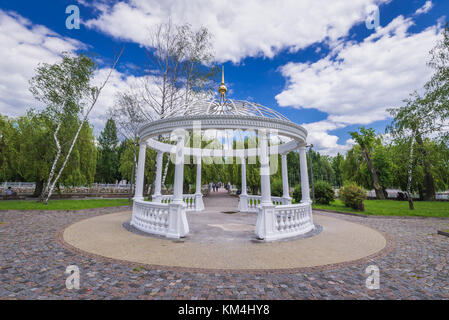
218;65;227;104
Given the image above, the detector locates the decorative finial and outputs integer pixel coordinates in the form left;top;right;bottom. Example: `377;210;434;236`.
221;65;225;85
218;65;227;104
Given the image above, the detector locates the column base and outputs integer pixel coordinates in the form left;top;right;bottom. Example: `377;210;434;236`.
166;202;189;239
152;193;162;203
282;196;292;205
238;194;248;212
194;194;205;211
255;204;276;240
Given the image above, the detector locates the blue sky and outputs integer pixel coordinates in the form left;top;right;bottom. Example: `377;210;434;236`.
0;0;447;155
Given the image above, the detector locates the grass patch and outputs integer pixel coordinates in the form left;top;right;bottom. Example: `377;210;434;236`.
0;199;131;211
312;199;449;218
132;266;145;272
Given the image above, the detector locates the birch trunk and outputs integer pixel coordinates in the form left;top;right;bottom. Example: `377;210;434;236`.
361;147;385;200
161;155;169;187
40;121;62;201
406;133;416;210
43;48;124;204
129;142;137;204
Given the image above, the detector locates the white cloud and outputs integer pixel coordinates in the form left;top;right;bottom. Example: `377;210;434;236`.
84;0;389;63
415;1;433;15
0;9;144;135
276;16;441;155
0;10;83;117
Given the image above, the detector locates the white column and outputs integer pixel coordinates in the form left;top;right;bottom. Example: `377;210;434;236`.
134;141;147;201
299;146;311;203
255;130;276;240
241;156;247;196
167;134;189;238
195;155;202;195
281;153;292;204
194;155;205;211
259;130;272;206
173;135;185;203
238;156;248;212
153;151;163;202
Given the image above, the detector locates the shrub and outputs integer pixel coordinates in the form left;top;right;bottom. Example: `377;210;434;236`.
293;184;302;203
271;177;283;197
339;182;366;211
314;181;335;205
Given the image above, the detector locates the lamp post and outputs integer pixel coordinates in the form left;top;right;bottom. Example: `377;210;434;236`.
307;144;315;202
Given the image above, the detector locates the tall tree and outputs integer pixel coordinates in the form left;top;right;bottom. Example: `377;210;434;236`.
388;25;449;202
332;153;344;187
350;127;385;199
29;52;95;201
110;91;148;201
140;22;217;187
0;114;18;182
30;49;123;203
96;118;119;183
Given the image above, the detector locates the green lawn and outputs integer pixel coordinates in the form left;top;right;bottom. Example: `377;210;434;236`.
0;199;131;211
312;199;449;218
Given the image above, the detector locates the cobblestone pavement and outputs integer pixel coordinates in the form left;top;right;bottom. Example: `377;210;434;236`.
0;196;448;300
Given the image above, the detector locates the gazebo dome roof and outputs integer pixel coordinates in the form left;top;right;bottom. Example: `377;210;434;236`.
165;98;291;122
164;66;290;122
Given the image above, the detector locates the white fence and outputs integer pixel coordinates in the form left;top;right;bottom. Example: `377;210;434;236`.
131;199;189;239
255;202;314;241
131;200;170;236
246;195;287;212
274;203;314;238
158;194;202;211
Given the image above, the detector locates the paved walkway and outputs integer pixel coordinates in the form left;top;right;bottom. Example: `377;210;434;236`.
0;192;448;299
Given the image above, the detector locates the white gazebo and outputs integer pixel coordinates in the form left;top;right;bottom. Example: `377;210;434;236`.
131;70;314;241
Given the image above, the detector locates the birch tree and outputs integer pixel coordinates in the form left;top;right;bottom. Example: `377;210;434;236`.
30;49;124;204
110;91;149;202
29;53;95;201
350;127;386;200
140;21;217;187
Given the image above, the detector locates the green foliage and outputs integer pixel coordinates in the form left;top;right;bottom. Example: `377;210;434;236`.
332;153;344;187
293;184;302;203
270;177;283;197
339;182;366;211
314;180;335;205
0;111;97;193
119;139;157;191
61;122;96;186
96;118;120;183
29;52;96;120
0;114;19;181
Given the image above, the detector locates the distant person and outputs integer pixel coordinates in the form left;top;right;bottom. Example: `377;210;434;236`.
212;183;216;192
5;187;17;197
